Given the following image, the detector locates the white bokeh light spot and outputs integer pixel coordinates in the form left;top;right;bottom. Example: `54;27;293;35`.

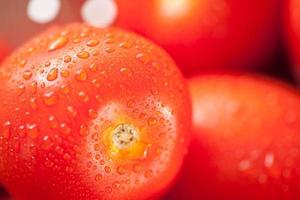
27;0;61;24
81;0;118;28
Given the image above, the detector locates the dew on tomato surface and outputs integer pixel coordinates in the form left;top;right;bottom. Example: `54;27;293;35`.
60;123;71;135
133;164;142;173
2;121;11;139
43;91;58;106
239;159;251;171
60;84;70;94
66;106;78;118
41;135;53;150
119;41;132;49
79;124;89;136
120;67;132;76
89;63;97;72
75;69;88;82
88;108;98;119
95;174;102;182
48;36;68;52
17;83;25;96
264;152;275;168
30;81;37;93
145;169;153;178
76;51;90;59
78;91;89;103
64;55;72;63
112;181;121;189
19;59;27;68
29;97;38;110
23;70;33;80
91;79;101;88
104;47;115;53
26;123;39;138
104;166;111;173
117;166;126;175
47;67;59;81
86;39;99;47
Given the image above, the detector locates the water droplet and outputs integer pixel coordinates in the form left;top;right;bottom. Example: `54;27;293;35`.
147;118;157;126
91;49;99;56
88;108;98;119
264;153;274;168
30;81;37;93
104;38;115;44
76;51;90;59
117;166;126;175
150;87;159;95
78;91;89;103
23;70;33;80
61;69;70;78
17;83;25;96
120;67;132;76
19;59;27;67
64;55;72;63
112;181;120;189
79;124;89;136
48;36;68;51
133;164;142;173
66;106;78;118
2;121;11;139
145;170;153;178
60;123;71;135
26;123;39;138
63;153;71;160
29;97;38;110
47;67;59;81
43;91;58;106
48;115;58;129
42;135;53;150
104;166;111;173
239;159;251;171
75;69;87;81
127;100;135;108
95;174;102;181
91;79;100;88
60;84;70;94
136;53;150;64
104;47;115;53
119;41;132;49
86;39;99;47
89;63;97;72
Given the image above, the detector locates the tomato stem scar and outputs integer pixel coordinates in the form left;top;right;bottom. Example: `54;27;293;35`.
112;124;140;149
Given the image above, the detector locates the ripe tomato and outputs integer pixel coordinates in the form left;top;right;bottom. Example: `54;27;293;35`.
0;23;191;200
0;40;9;62
114;0;281;75
287;0;300;82
164;75;300;200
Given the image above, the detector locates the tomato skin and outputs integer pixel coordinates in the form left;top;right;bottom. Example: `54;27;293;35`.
164;75;300;200
0;40;9;62
287;0;300;82
0;23;191;200
115;0;281;75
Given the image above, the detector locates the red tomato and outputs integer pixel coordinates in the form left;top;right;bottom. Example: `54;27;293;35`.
114;0;281;75
287;0;300;82
164;75;300;200
0;23;191;200
0;40;9;62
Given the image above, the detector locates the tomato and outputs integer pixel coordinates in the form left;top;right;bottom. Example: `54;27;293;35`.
164;75;300;200
114;0;281;75
0;40;9;62
287;0;300;82
0;23;191;200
